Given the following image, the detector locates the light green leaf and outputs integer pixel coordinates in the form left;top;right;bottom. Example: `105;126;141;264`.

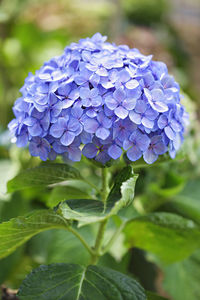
124;212;200;263
28;227;94;265
0;210;68;259
162;249;200;300
18;263;146;300
59;166;138;226
107;166;138;214
47;185;91;208
7;163;81;193
59;199;104;226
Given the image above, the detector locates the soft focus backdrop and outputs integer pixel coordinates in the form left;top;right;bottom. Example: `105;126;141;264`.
0;0;200;299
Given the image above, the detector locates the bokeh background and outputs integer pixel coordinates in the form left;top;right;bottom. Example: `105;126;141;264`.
0;0;200;299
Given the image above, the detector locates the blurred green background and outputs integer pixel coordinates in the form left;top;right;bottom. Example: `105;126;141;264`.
0;0;200;299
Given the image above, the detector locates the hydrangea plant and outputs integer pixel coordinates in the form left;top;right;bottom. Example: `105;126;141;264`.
8;33;187;165
1;34;191;300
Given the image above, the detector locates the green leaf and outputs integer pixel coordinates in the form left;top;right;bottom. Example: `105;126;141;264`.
124;212;200;263
59;166;138;226
107;166;138;213
47;185;91;208
146;291;168;300
0;210;68;259
7;163;81;193
28;226;94;265
18;263;146;300
164;179;200;225
162;249;200;300
59;199;104;226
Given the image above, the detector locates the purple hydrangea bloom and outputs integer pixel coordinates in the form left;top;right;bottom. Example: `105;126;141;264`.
8;33;188;164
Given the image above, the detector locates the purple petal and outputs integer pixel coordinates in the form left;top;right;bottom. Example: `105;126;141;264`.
82;143;98;158
142;117;154;129
60;131;75;146
108;144;122;159
74;75;87;85
95;151;111;164
69;89;79;100
143;149;158;164
80;87;90;99
105;95;118;110
92;96;102;107
96;127;110;140
96;67;108;77
50;123;64;138
125;79;139;90
129;111;141;124
113;88;126;102
84;118;99;133
123;139;132;151
150;101;168;113
170;119;181;132
68;146;81;161
158;114;168;129
28;123;43;136
164;126;175;140
114;106;128;119
68;117;81;133
17;133;28;147
90;88;99;98
57;84;71;97
119;69;130;82
127;146;142;161
136;132;150;151
145;108;158;120
135;100;147;114
154;141;167;155
123;98;137;110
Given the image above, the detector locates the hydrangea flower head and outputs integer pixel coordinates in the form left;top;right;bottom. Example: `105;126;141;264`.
8;33;188;164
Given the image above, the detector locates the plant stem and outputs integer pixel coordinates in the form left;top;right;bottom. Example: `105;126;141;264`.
102;221;127;255
90;219;108;264
90;167;109;264
101;168;109;208
68;227;95;256
83;178;101;194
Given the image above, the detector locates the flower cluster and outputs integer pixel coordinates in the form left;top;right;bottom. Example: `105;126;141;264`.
8;33;188;164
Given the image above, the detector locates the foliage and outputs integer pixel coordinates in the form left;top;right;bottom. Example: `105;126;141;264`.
0;1;200;299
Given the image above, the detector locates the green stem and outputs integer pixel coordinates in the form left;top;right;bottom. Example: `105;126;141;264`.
101;168;109;208
68;227;95;256
83;178;101;194
102;221;127;255
90;168;109;264
90;219;108;264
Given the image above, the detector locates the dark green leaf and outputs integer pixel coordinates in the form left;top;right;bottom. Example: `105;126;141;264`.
146;291;168;300
162;249;200;300
59;166;138;226
18;263;146;300
165;179;200;225
7;163;81;193
0;210;68;259
124;212;200;262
